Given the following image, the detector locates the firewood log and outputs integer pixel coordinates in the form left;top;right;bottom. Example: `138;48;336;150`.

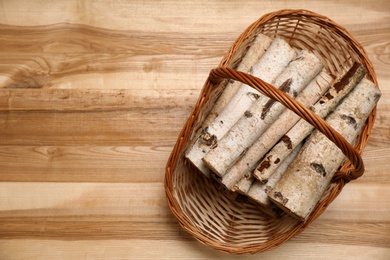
268;77;381;221
202;34;272;127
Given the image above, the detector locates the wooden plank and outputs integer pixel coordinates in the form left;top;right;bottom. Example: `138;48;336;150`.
0;24;228;56
0;89;198;111
0;54;217;90
0;0;389;33
0;182;388;220
0;238;389;260
0;110;185;146
0;218;187;240
0;217;388;246
0;88;195;146
0;183;168;220
0;52;218;90
0;145;170;182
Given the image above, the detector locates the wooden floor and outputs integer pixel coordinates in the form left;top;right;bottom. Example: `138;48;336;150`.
0;1;389;259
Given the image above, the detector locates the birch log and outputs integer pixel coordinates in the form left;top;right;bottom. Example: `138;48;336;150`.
203;50;323;177
268;77;381;221
220;69;333;190
254;63;366;183
247;144;302;217
202;34;272;127
185;37;296;176
233;173;255;195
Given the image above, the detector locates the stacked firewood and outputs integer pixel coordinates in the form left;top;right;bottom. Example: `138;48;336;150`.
185;34;381;221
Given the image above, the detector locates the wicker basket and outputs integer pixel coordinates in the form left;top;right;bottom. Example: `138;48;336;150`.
165;9;379;254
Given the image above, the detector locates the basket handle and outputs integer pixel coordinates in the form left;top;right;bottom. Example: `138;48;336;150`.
209;67;364;182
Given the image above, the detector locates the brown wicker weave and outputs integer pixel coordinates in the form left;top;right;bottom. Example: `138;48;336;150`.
165;9;379;254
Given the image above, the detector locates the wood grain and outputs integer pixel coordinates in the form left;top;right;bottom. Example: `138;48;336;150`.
0;90;193;147
0;0;389;259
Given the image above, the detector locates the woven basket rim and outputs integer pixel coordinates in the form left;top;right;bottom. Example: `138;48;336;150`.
165;9;379;254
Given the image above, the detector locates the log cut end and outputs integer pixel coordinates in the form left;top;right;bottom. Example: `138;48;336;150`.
268;190;306;221
266;164;322;222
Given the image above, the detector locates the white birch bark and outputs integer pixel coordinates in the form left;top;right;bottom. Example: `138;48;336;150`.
268;77;381;221
254;63;366;183
220;70;333;190
246;143;302;217
202;34;272;127
233;173;255;195
186;37;297;176
203;50;323;177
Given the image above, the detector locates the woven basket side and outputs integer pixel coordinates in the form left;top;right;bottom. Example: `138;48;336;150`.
221;10;376;83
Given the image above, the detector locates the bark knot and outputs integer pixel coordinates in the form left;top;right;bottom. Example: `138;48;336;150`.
310;162;327;177
244;110;253;118
324;92;334;101
257;157;271;173
341;114;357;130
201;128;218;147
248;92;260;100
273;191;289;205
281;135;293;150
